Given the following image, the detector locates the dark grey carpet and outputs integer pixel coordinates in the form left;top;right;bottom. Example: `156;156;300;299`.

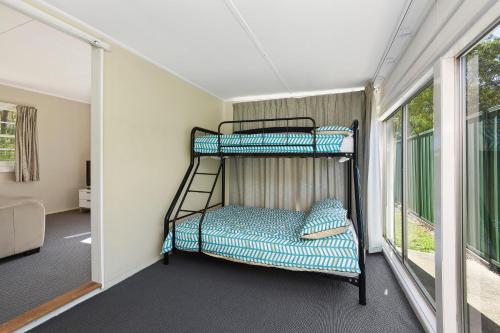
33;252;423;333
0;210;91;323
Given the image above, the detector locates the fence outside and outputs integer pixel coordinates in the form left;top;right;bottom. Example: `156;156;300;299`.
394;129;434;225
394;116;499;269
465;107;499;269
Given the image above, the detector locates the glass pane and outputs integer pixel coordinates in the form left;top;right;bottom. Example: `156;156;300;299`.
406;84;435;302
0;149;15;162
385;109;403;255
0;110;16;162
0;109;15;122
464;24;500;333
0;124;15;136
0;110;16;136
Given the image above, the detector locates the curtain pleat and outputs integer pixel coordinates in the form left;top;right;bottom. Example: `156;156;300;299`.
15;105;39;182
230;91;368;211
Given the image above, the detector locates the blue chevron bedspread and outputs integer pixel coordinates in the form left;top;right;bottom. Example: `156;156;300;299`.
194;133;348;153
162;205;360;274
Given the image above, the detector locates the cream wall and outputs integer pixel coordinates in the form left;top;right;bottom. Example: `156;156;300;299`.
102;45;224;285
24;0;233;287
0;84;90;214
24;0;226;286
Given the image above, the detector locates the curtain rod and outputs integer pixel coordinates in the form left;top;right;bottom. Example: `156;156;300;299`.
0;0;110;51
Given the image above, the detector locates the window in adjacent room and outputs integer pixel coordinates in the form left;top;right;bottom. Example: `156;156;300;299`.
0;103;16;172
462;22;499;333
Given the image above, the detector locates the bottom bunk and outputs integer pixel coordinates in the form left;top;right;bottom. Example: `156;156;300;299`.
162;205;361;276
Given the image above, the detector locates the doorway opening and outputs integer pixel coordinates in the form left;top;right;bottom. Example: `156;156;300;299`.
0;2;104;330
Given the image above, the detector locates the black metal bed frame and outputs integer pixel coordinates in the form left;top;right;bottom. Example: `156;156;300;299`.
163;117;366;305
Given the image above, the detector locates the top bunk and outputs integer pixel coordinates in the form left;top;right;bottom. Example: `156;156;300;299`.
191;117;359;158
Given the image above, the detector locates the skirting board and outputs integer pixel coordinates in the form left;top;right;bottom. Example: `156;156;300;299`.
383;244;436;333
103;255;162;289
46;207;81;215
368;246;383;254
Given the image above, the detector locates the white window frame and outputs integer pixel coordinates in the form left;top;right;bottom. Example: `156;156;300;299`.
458;20;500;333
0;102;17;172
380;72;438;333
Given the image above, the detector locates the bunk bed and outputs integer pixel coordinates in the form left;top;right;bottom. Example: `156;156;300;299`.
162;117;366;305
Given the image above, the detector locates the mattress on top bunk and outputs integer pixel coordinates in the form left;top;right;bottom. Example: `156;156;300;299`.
194;133;353;154
162;205;360;275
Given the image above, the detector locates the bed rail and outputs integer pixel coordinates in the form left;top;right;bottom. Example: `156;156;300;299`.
216;116;317;157
189;117;356;158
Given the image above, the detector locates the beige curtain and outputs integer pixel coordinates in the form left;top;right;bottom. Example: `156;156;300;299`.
15;106;39;182
230;91;369;211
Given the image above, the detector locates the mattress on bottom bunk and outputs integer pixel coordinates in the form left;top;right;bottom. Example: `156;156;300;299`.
194;133;353;154
162;205;360;275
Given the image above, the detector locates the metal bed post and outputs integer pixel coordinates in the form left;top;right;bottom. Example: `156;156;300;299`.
312;121;317;202
221;158;226;207
347;159;352;219
351;120;366;305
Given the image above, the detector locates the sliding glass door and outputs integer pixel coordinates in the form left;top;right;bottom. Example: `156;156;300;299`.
384;84;436;305
385;108;403;256
405;85;435;301
462;23;500;333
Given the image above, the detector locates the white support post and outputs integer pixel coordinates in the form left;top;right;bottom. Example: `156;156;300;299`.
91;47;105;286
433;57;461;333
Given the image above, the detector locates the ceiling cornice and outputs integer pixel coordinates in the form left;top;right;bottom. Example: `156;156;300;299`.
372;0;435;88
0;78;90;104
372;0;413;84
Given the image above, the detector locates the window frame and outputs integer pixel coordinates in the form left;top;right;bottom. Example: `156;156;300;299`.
0;103;17;172
458;20;500;333
383;80;436;309
383;107;404;258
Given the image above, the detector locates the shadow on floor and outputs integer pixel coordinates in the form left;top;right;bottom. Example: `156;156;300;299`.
0;210;91;323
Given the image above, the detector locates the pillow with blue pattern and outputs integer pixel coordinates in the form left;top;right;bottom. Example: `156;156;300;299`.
300;198;348;239
310;197;343;211
315;125;353;136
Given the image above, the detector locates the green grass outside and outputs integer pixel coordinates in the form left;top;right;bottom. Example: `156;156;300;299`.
394;211;435;253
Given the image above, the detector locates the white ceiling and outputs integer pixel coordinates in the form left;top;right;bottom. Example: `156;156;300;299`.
0;4;91;103
38;0;427;101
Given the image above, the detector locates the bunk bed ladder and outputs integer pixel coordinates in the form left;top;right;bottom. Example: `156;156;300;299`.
196;159;224;252
166;156;224;262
